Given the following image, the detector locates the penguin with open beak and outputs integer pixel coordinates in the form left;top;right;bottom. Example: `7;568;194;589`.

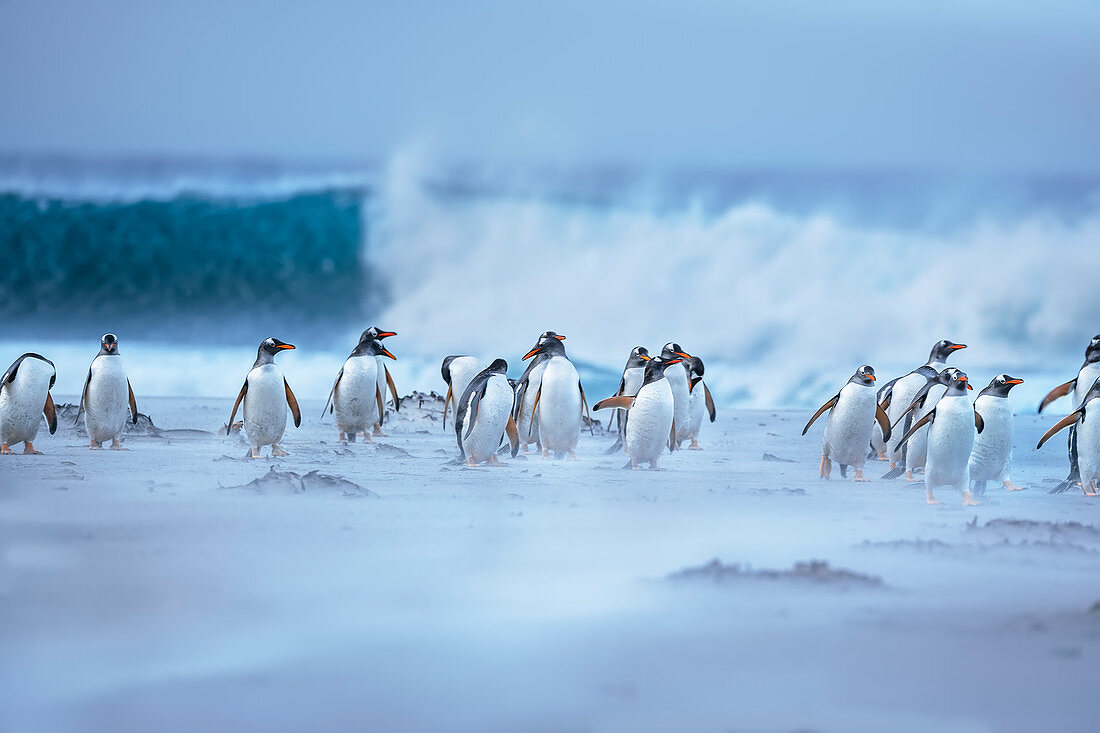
595;354;680;469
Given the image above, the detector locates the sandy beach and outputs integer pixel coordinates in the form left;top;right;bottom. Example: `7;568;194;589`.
2;395;1099;732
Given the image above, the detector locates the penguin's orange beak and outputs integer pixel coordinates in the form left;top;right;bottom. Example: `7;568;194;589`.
376;331;397;339
868;374;876;381
523;347;541;360
639;354;651;361
676;351;691;359
1006;378;1023;384
380;347;396;360
276;344;295;350
949;344;967;350
665;357;683;365
554;335;565;341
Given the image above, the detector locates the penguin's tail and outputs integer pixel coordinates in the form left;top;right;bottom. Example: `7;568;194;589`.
604;437;624;455
839;464;848;478
1049;477;1080;494
971;480;986;496
622;460;632;470
881;465;905;480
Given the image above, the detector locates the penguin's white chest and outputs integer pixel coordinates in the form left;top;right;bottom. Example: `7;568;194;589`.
885;373;926;455
665;365;690;441
1075;364;1100;408
537;357;581;452
621;367;644;397
683;382;707;440
968;396;1013;482
925;395;975;489
244;364;288;448
461;375;514;462
85;356;130;443
906;383;947;470
333;356;380;433
449;359;483;407
626;380;674;463
823;383;876;467
0;359;54;445
1077;400;1100;488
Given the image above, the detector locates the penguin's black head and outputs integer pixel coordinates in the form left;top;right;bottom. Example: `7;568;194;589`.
688;356;705;378
929;340;966;363
260;337;296;356
100;333;118;354
981;373;1023;398
363;326;397;341
644;355;677;384
626;346;651;369
661;342;691;361
488;358;508;373
936;366;971;389
1085;335;1100;363
523;335;566;360
945;369;971;395
851;365;876;386
540;331;566;342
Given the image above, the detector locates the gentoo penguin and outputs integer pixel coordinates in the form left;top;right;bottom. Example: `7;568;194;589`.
683;356;717;450
77;333;138;450
604;346;650;454
896;370;984;506
880;340;966;477
522;334;591;458
897;366;969;482
660;342;693;449
802;365;892;481
454;358;520;465
0;353;58;454
321;332;396;443
514;331;567;452
594;355;680;469
441;355;484;431
1037;377;1100;497
1037;335;1100;493
362;327;400;435
969;374;1024;495
227;338;302;458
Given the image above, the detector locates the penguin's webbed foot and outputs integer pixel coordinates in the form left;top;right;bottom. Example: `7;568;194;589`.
905;470;920;483
109;438;127;451
853;469;870;482
0;443;11;455
466;456;478;467
372;424;385;437
962;492;980;507
271;445;289;457
689;439;701;450
22;442;43;455
89;440;102;450
1003;480;1025;492
568;449;578;461
338;432;348;444
819;455;831;479
249;447;262;459
925;490;940;505
876;451;887;461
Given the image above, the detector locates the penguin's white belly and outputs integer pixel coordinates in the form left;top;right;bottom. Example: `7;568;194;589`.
626;381;674;463
85;356;130;443
244;365;288;448
517;360;548;444
906;383;947;471
1077;402;1100;488
823;383;876;468
333;357;380;434
885;373;925;458
684;383;706;440
461;376;513;462
1074;364;1100;409
925;396;975;489
537;357;581;452
968;397;1013;482
622;368;643;397
666;365;691;442
0;360;53;445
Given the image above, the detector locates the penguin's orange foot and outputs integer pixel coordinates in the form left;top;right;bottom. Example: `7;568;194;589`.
466;456;478;466
819;455;831;479
249;447;262;459
271;445;289;457
361;432;372;443
372;425;385;437
521;444;529;454
109;438;126;451
853;469;870;482
0;443;11;454
541;449;550;458
22;442;42;455
89;440;102;450
1085;481;1099;497
1003;481;1025;492
876;451;887;461
568;449;578;461
689;439;701;450
963;492;980;506
338;433;348;443
926;494;941;505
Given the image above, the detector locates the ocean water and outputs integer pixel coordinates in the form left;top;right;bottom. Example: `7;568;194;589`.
2;155;1098;409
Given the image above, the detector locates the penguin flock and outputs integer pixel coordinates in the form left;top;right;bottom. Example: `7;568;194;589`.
801;336;1100;506
2;330;1098;503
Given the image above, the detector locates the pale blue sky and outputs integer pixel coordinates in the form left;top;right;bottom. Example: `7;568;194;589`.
2;0;1098;172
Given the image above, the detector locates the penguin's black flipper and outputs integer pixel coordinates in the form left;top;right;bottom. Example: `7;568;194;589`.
578;381;594;435
284;379;302;428
974;410;984;434
127;380;139;424
43;392;57;435
801;395;839;436
1038;379;1076;414
703;383;717;422
375;385;385;429
321;369;343;419
896;409;935;450
874;403;892;443
881;464;906;480
593;395;636;411
442;383;453;431
505;415;520;457
877;376;901;410
604;436;624;455
528;385;542;434
227;380;248;437
385;366;401;412
1036;410;1082;449
669;420;677;452
75;368;92;427
464;382;489;440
